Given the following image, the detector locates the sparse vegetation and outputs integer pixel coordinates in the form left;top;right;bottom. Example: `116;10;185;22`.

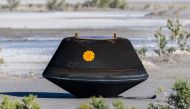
7;0;19;11
98;0;110;8
78;97;109;109
154;27;168;56
167;17;190;51
112;100;126;109
0;0;129;11
0;49;4;64
112;100;136;109
109;0;127;9
74;3;82;10
0;95;40;109
136;17;190;61
81;0;127;10
153;16;190;59
91;97;109;109
22;95;40;109
154;27;176;62
0;96;18;109
79;103;92;109
78;97;135;109
78;80;190;109
147;103;170;109
136;47;147;60
148;80;190;109
46;0;66;11
144;4;151;10
90;0;99;7
0;58;4;64
168;80;190;109
46;0;128;11
156;86;166;96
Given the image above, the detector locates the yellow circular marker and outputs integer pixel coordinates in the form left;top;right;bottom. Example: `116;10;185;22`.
83;50;95;62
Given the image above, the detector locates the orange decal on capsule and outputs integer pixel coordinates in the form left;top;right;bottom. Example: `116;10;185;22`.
83;50;95;62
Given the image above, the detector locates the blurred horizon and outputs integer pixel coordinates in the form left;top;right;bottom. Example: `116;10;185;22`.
1;0;190;5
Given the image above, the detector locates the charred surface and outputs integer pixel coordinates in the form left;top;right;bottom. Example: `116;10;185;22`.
43;36;149;97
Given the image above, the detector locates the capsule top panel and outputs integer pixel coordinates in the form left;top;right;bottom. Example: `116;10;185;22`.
76;36;114;40
46;36;145;70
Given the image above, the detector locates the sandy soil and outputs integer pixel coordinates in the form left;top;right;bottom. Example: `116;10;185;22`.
145;55;190;80
0;78;174;109
0;27;190;109
0;28;156;38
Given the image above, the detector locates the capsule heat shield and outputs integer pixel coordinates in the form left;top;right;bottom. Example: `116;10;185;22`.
43;37;148;97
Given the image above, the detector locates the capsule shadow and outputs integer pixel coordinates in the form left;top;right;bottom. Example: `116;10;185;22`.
0;92;75;98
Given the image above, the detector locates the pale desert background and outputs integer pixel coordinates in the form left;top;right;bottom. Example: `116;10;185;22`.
0;0;190;109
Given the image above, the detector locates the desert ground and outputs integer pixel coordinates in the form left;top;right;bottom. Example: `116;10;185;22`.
0;28;189;109
0;0;190;109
